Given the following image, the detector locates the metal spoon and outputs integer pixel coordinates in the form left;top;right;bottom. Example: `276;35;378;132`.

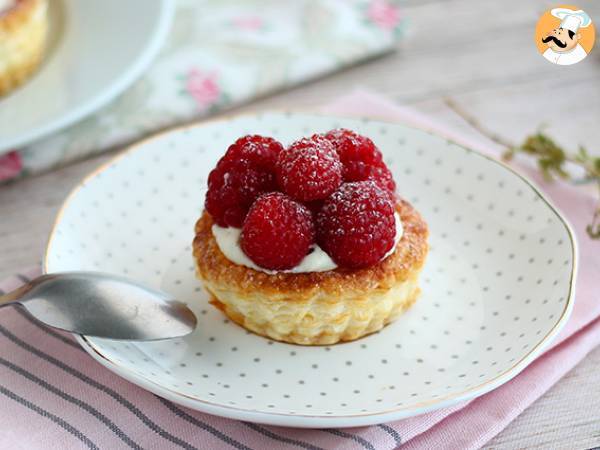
0;272;197;340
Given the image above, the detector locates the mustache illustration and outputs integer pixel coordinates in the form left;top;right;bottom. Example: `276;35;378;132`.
542;35;567;48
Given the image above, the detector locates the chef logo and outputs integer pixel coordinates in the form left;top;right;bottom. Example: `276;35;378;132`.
535;5;595;65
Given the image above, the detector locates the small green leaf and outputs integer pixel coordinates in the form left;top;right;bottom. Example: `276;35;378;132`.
444;99;600;239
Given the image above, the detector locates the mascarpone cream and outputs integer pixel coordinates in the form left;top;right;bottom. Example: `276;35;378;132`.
212;213;403;274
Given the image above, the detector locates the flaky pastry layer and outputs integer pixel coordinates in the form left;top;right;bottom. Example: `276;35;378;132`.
193;199;428;345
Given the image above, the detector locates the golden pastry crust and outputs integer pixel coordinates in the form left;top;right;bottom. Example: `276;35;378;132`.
193;199;429;345
0;0;48;96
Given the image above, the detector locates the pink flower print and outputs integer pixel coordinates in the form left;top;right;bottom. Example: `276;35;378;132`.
185;69;221;110
0;151;23;182
231;15;264;31
367;0;402;31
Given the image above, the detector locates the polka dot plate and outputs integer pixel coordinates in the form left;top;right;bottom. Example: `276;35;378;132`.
44;112;577;428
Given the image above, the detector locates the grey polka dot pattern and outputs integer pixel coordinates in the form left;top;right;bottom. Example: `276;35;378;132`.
46;112;575;424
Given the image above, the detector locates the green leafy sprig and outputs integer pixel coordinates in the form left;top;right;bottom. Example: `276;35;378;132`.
445;98;600;239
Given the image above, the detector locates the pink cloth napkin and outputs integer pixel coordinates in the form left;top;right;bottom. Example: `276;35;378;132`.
1;91;598;450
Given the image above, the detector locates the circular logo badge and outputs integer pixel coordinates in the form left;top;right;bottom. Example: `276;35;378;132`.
535;5;595;65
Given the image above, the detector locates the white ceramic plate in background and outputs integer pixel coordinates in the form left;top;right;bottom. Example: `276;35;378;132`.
0;0;173;152
44;112;577;428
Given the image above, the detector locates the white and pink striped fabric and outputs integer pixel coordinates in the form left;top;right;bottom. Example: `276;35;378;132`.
1;92;599;449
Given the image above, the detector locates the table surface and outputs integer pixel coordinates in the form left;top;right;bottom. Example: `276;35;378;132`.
2;0;600;448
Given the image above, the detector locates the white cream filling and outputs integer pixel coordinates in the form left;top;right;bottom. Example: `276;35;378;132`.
212;212;403;274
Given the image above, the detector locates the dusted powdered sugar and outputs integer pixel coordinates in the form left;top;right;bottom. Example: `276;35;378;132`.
275;136;343;202
212;212;403;274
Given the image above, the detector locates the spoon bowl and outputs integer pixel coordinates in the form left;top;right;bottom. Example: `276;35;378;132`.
1;272;197;340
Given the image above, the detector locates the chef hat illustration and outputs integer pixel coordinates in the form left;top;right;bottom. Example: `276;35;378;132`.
551;8;592;33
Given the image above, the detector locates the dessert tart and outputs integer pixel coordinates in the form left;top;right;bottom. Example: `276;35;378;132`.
0;0;48;96
193;130;428;345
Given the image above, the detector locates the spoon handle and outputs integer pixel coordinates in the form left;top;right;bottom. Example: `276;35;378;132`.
0;281;34;306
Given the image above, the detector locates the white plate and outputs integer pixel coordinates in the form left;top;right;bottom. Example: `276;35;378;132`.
0;0;173;152
44;112;577;428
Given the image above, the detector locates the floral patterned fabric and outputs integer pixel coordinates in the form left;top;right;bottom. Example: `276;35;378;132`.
3;0;404;181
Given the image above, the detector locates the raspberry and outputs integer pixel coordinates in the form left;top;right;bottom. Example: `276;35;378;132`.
325;128;383;166
348;163;396;197
324;129;396;195
316;181;395;269
275;136;342;202
241;192;316;270
205;135;283;227
222;135;283;167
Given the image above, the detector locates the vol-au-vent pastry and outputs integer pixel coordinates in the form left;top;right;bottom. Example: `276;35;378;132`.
193;130;428;345
0;0;48;96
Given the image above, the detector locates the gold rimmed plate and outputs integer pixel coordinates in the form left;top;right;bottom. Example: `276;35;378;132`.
44;112;576;428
